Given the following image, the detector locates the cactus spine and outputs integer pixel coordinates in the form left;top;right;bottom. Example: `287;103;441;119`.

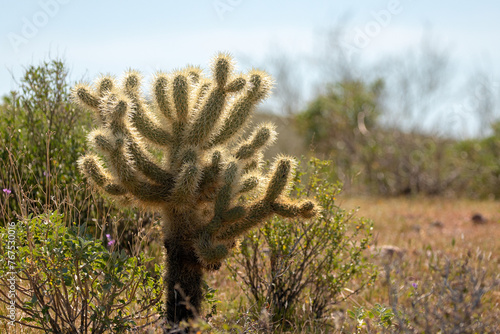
73;53;318;326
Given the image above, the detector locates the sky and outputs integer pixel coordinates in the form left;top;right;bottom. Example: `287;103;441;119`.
1;0;500;135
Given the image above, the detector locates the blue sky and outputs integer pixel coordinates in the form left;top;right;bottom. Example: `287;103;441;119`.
1;0;500;135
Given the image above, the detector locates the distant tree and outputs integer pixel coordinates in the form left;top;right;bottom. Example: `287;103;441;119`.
296;78;384;189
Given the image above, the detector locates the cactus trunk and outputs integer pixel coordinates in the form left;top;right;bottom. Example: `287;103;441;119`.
163;210;204;325
164;237;203;324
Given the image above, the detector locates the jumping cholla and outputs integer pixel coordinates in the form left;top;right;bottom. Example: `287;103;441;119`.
72;53;318;326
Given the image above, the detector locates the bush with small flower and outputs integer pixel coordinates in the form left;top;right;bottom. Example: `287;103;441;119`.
106;233;116;247
0;211;163;333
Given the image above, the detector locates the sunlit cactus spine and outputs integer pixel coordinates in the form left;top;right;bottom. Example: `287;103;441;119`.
73;53;318;327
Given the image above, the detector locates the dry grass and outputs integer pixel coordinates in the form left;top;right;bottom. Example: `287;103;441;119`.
204;195;500;332
339;196;500;261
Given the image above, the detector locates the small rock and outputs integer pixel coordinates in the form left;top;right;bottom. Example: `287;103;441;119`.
374;245;405;260
429;221;444;228
471;213;487;225
410;224;421;232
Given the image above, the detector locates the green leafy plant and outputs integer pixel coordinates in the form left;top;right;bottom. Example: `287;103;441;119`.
72;53;319;327
227;158;377;330
347;304;396;333
0;211;162;333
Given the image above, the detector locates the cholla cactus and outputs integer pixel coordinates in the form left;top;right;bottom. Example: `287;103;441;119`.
73;53;318;326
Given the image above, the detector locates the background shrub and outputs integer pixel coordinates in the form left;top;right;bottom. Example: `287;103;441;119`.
295;78;500;199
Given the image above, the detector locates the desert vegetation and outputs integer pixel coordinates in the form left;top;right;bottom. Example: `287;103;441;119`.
0;54;498;334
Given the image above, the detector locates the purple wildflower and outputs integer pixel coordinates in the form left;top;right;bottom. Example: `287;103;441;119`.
106;233;115;246
3;188;11;194
412;282;418;289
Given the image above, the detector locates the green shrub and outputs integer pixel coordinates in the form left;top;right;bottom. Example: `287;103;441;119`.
0;60;159;255
0;211;162;333
0;60;93;223
227;158;377;330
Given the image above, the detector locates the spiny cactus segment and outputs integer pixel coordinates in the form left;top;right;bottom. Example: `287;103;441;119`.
73;53;318;325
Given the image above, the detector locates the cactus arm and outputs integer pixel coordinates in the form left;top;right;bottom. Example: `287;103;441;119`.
129;109;173;146
167;72;194;163
205;91;255;148
237;173;260;194
206;72;272;148
73;84;108;125
233;123;277;160
95;75;115;97
74;85;100;110
213;53;232;87
263;157;295;202
216;198;317;242
194;230;229;267
192;79;212;113
185;55;248;147
103;183;128;196
186;65;203;84
89;130;172;203
270;200;317;218
170;162;202;205
92;92;175;189
197;150;223;202
185;87;227;146
110;142;173;203
241;153;264;174
107;97;128;134
225;77;246;93
214;157;316;241
121;72;173;147
79;155;128;196
152;73;172;120
215;200;272;242
195;161;247;265
126;140;175;186
172;73;190;123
